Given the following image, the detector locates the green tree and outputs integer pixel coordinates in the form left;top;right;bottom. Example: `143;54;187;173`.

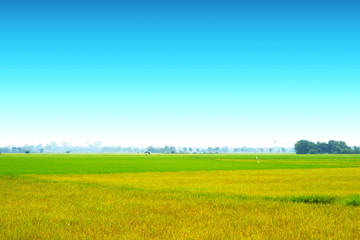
295;140;315;154
328;140;350;154
296;140;353;154
353;146;360;154
340;148;352;154
316;142;328;153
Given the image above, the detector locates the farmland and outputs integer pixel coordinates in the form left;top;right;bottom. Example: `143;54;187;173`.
1;154;360;239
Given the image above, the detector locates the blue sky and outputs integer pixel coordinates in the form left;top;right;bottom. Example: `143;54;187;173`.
1;0;359;147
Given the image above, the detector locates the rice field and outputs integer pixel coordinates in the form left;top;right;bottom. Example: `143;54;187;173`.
1;154;360;239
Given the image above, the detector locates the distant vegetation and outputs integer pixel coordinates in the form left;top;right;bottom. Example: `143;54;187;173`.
295;140;360;154
0;142;294;154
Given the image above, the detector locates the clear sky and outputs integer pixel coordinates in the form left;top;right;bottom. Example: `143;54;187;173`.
1;0;359;147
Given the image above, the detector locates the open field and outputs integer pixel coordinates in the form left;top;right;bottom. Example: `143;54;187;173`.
1;153;360;174
1;154;360;239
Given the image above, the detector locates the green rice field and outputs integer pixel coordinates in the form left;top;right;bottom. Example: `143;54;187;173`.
1;154;360;239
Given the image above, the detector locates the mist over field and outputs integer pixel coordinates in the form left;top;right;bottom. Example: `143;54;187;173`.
0;141;295;154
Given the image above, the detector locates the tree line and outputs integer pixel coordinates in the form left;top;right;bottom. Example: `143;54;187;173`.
0;143;295;154
295;140;360;154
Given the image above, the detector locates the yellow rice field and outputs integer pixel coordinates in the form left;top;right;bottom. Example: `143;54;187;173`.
1;168;360;239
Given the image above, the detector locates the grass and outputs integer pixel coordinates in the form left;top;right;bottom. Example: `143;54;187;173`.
0;153;360;174
0;154;360;239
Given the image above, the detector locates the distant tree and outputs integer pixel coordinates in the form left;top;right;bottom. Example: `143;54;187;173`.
328;140;338;154
308;145;318;154
340;148;352;154
353;146;360;154
183;147;187;153
163;146;170;153
328;140;350;154
188;147;193;152
0;148;9;153
169;146;176;154
308;142;318;154
296;140;352;154
295;140;314;154
221;146;229;153
25;150;30;154
147;146;156;153
316;142;328;154
66;151;71;154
